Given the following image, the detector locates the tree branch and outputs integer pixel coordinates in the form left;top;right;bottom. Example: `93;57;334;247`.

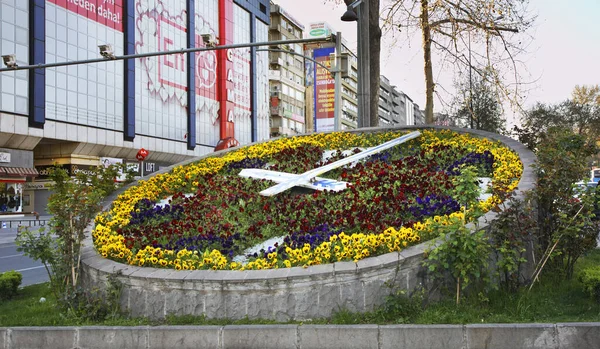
430;18;519;33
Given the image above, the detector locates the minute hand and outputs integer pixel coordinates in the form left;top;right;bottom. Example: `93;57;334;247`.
259;131;421;196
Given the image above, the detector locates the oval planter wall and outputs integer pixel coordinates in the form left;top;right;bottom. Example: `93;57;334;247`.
80;126;536;321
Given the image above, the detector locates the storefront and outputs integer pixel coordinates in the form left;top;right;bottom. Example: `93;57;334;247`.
31;157;169;214
0;149;39;214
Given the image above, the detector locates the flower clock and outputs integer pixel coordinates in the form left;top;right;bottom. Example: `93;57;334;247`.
93;129;523;271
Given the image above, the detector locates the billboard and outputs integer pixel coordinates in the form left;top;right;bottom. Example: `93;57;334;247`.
47;0;124;32
313;47;335;132
307;22;334;39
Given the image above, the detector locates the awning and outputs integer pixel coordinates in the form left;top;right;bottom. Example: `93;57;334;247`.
0;167;39;177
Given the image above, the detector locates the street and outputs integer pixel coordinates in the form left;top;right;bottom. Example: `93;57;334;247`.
0;227;49;286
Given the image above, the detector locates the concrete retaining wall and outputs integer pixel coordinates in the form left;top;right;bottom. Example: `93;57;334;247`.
1;323;599;349
80;126;537;321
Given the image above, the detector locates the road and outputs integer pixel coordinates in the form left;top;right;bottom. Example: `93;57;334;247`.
0;226;50;286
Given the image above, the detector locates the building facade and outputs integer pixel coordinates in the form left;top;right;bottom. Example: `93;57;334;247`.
0;0;270;213
268;2;305;137
414;103;425;125
378;75;406;126
340;46;358;130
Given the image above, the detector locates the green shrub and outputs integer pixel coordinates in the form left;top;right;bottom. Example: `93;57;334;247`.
578;266;600;303
0;271;23;300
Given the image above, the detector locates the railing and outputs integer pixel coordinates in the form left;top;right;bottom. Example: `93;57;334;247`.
0;212;50;229
1;219;49;229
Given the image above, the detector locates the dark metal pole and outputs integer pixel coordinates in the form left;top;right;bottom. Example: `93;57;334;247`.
255;49;332;73
357;0;370;128
468;32;473;129
0;36;334;73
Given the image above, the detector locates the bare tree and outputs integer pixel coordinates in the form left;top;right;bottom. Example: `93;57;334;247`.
453;67;506;133
381;0;535;124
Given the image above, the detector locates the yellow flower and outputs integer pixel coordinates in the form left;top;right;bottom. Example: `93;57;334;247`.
93;129;521;270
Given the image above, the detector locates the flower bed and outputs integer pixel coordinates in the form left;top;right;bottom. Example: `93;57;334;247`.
93;129;522;272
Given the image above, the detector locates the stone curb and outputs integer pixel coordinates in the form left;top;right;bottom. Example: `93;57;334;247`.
2;323;599;349
81;126;537;320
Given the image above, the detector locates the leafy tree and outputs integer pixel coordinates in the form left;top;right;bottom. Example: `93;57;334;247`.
572;84;600;106
513;86;600;151
424;166;492;304
381;0;533;123
530;127;599;280
16;164;133;315
453;68;506;133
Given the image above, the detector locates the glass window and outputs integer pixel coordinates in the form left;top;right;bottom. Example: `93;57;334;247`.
43;3;124;130
0;1;28;115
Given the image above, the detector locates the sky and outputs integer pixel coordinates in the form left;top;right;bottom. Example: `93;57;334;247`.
273;0;600;125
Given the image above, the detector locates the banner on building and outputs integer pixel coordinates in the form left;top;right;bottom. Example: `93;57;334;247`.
313;47;335;132
47;0;123;32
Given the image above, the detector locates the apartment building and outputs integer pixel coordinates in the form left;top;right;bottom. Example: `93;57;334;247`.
340;47;358;130
267;2;306;137
378;75;405;126
0;0;271;213
414;104;425;125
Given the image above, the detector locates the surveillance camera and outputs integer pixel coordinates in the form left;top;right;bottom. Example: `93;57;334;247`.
98;44;116;59
201;34;218;48
2;54;17;68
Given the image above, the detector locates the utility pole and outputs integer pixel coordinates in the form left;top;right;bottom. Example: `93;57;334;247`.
333;31;342;131
342;0;369;129
357;0;370;128
468;31;474;129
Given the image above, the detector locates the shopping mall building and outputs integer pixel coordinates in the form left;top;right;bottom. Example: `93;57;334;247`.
0;0;270;214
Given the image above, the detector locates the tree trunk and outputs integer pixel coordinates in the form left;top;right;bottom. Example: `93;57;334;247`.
369;0;382;127
420;0;435;124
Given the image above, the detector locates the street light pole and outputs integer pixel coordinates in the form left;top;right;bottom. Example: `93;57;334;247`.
357;1;370;129
342;0;369;129
333;31;343;131
468;31;473;129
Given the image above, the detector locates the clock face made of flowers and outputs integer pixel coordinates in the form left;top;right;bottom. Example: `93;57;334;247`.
242;131;421;196
93;130;523;271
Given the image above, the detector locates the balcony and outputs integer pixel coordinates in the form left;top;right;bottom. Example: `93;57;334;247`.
268;70;281;81
270;57;284;66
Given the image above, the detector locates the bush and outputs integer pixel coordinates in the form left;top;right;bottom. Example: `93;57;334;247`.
578;266;600;303
0;271;23;300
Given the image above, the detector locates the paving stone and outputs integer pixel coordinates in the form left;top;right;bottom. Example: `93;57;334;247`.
223;325;297;349
77;327;148;349
380;325;464;349
9;327;76;349
299;325;379;349
557;322;600;349
466;323;557;349
148;326;220;349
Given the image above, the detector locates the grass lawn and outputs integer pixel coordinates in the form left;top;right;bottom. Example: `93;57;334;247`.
1;250;599;327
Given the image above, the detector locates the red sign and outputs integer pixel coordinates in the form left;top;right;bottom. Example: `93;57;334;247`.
218;0;236;144
136;148;149;161
214;137;239;151
47;0;124;32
